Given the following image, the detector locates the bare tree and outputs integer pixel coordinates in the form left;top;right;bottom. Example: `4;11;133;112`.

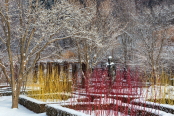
0;0;97;108
127;2;174;82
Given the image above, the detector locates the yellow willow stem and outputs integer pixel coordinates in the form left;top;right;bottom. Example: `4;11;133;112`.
147;71;174;105
26;63;73;102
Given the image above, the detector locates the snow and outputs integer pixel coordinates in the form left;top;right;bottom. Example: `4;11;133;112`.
93;98;122;104
0;96;46;116
2;85;174;116
0;87;11;94
19;95;45;104
0;83;9;86
1;95;174;116
38;59;79;63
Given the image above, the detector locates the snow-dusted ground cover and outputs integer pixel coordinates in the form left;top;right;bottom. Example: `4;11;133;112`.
0;96;46;116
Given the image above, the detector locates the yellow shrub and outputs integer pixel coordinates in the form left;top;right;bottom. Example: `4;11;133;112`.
26;63;72;102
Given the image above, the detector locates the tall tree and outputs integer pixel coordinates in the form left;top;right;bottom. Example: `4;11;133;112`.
128;1;174;82
0;0;97;108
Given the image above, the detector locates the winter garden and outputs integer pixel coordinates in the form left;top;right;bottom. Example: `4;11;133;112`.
0;0;174;116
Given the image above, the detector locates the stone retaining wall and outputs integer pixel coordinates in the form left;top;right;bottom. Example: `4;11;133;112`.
46;104;90;116
132;100;174;114
19;96;46;113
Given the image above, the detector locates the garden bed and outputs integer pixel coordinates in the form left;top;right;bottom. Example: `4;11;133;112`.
19;95;174;116
58;99;164;116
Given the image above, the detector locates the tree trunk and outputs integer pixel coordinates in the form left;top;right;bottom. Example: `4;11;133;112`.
11;74;23;108
152;67;157;85
11;90;19;108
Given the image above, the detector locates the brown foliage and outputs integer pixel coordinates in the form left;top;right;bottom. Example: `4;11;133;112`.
61;50;76;59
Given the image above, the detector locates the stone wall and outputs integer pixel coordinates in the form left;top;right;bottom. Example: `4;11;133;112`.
19;96;46;113
46;104;90;116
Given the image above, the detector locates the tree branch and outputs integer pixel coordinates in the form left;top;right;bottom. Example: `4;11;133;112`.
0;37;6;44
0;60;11;86
26;28;35;55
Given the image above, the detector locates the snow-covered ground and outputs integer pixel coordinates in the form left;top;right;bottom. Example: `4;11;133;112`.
0;96;46;116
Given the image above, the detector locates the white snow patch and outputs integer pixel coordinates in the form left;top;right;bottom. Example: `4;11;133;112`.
93;98;122;105
19;95;45;104
0;96;46;116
